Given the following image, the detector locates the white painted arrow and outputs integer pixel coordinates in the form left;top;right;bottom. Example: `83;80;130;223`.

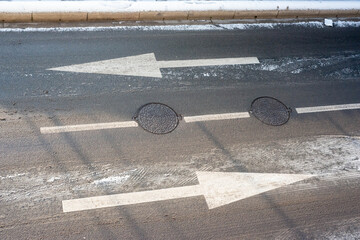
62;171;313;213
48;53;259;78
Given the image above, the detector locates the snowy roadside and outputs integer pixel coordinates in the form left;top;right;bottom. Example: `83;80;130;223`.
1;1;360;13
1;20;359;32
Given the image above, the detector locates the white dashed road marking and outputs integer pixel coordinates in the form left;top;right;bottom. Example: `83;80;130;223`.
296;103;360;114
40;121;138;134
183;112;250;123
40;103;360;134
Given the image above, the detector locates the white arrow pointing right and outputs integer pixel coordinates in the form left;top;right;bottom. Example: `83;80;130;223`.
62;172;313;213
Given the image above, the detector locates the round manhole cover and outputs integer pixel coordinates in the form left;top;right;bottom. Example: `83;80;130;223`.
250;97;291;126
134;103;180;134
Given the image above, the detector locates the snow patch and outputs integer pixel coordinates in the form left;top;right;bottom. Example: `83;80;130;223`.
1;135;359;207
260;64;279;71
310;218;360;240
46;176;61;183
336;20;360;28
0;173;26;180
232;135;360;175
291;68;302;74
219;21;325;30
250;53;360;78
1;21;359;33
0;24;218;32
1;1;360;13
92;175;130;185
324;18;334;27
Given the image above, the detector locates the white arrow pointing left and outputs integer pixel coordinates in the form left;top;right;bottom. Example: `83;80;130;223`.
62;171;313;213
48;53;259;78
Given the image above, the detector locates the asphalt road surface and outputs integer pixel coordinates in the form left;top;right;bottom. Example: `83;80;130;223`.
1;22;360;239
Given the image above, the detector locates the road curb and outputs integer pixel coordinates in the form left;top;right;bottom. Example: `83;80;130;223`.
32;12;88;22
1;10;360;23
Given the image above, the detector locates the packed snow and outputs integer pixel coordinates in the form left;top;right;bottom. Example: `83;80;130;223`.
1;21;359;32
0;1;360;13
92;175;130;185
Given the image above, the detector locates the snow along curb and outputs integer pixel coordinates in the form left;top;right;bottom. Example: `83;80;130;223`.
1;1;360;23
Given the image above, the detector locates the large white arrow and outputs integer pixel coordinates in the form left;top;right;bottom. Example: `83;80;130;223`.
62;171;312;213
48;53;259;78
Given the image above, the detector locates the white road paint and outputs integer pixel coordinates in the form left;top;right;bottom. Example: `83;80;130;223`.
40;102;360;134
296;103;360;114
40;112;251;134
40;121;138;134
184;112;250;123
62;171;313;212
48;53;259;78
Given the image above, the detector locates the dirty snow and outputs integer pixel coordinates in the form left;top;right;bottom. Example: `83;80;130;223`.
1;21;359;33
0;173;26;180
1;135;360;205
249;53;360;78
46;176;61;183
336;20;360;27
1;1;360;13
92;175;130;185
304;217;360;239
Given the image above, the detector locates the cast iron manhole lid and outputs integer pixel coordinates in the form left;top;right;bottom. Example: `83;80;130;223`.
250;97;291;126
134;103;180;134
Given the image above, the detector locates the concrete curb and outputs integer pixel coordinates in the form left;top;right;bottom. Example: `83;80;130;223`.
1;10;360;23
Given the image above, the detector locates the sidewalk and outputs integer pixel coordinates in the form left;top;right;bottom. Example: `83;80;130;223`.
1;1;360;23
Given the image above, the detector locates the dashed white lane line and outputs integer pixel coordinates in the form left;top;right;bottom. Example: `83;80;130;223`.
40;121;138;134
41;112;251;134
296;103;360;114
40;103;360;134
183;112;250;123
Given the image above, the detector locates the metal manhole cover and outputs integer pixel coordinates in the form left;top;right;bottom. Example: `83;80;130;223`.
250;97;291;126
134;103;180;134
